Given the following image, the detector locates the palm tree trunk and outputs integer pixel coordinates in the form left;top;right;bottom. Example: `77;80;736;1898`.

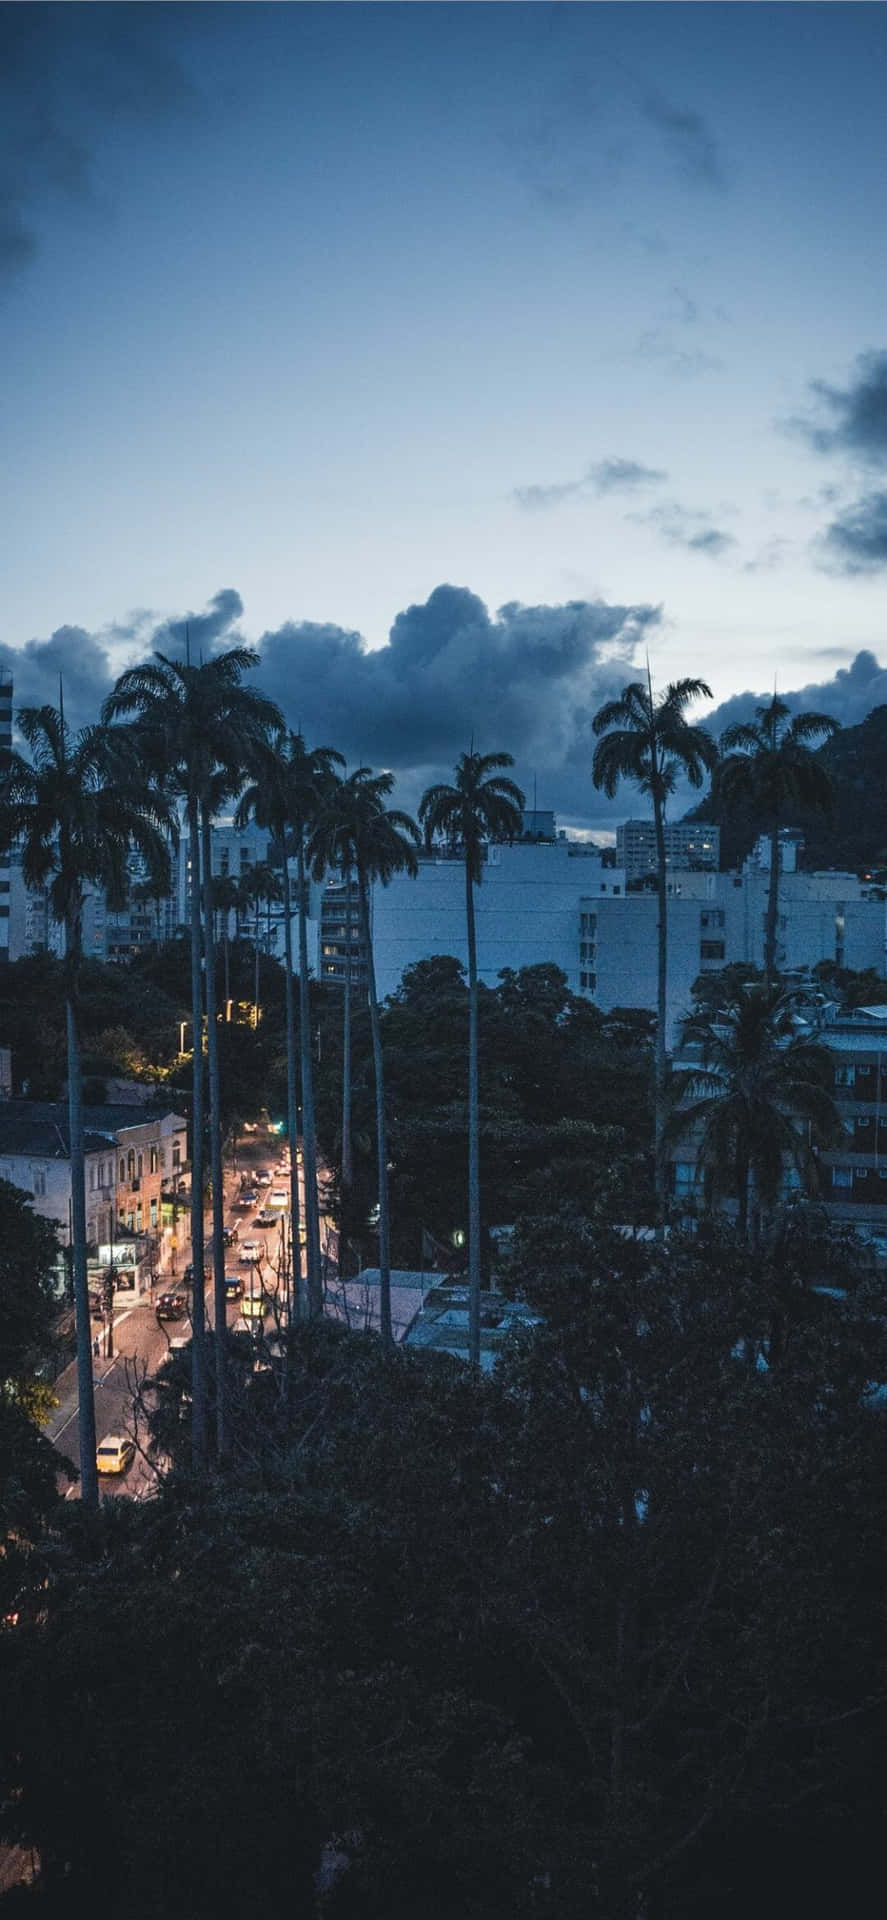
64;904;98;1509
465;859;481;1371
358;869;392;1347
652;793;669;1226
764;817;780;983
280;854;305;1321
341;865;353;1193
254;894;260;1021
187;796;208;1470
298;838;323;1317
201;809;228;1460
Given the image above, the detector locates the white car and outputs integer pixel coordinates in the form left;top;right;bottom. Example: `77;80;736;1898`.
268;1189;288;1210
238;1239;265;1264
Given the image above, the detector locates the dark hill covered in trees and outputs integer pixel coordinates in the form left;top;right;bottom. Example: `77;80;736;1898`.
685;704;887;874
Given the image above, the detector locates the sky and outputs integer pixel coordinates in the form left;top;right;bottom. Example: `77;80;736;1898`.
4;1;887;834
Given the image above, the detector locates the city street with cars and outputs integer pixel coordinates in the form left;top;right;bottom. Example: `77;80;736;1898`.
46;1129;315;1501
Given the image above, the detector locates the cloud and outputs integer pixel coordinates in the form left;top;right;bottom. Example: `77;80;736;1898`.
635;330;724;379
819;491;887;573
795;350;887;464
0;589;247;737
514;456;667;511
0;8;194;285
1;585;662;829
0;627;118;735
706;649;887;739
630;503;736;558
640;91;725;189
254;586;661;820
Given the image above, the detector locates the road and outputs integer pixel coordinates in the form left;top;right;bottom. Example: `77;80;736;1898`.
48;1133;310;1501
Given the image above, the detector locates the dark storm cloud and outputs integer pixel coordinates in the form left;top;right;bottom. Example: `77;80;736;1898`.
640;92;725;189
819;492;887;574
706;649;887;740
3;586;665;829
796;350;887;464
253;583;662;820
514;456;667;511
0;6;194;284
0;627;118;734
149;589;247;658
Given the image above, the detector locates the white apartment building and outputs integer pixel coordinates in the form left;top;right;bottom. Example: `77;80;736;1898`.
356;843;627;1000
580;869;886;1047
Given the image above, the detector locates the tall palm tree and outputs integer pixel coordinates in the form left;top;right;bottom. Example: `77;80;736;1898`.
419;751;525;1369
309;768;420;1346
238;860;284;1022
237;729;344;1319
666;983;842;1245
715;696;839;981
592;672;717;1216
0;704;171;1507
209;872;240;1007
103;649;281;1467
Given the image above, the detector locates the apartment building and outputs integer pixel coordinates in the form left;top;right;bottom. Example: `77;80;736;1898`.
0;1099;188;1290
353;841;627;1001
616;818;720;880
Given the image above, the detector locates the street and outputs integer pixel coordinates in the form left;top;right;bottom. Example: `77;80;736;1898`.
46;1133;320;1500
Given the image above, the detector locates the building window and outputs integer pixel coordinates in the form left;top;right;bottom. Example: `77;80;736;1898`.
32;1168;46;1197
700;940;726;961
150;1146;158;1174
119;1158;126;1182
831;1167;853;1189
700;909;725;929
835;1066;856;1088
150;1198;158;1228
136;1204;143;1231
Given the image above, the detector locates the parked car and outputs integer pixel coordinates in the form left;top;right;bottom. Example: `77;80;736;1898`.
238;1239;265;1264
156;1291;189;1322
222;1224;239;1247
224;1274;244;1301
254;1207;280;1228
96;1434;135;1476
236;1189;258;1211
254;1169;272;1186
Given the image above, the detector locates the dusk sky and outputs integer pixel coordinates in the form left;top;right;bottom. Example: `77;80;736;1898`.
4;2;887;832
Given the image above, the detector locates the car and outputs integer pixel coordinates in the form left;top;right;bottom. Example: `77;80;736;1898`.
236;1189;259;1211
238;1239;265;1264
240;1294;266;1321
168;1335;191;1354
222;1224;239;1247
96;1434;135;1476
89;1289;104;1318
224;1274;244;1301
180;1265;204;1288
156;1291;189;1322
254;1207;280;1228
254;1168;272;1186
268;1189;288;1210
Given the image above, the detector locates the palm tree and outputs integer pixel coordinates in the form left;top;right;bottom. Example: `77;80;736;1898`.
309;769;420;1346
209;872;240;1007
103;648;281;1467
419;751;525;1368
592;672;717;1216
0;703;171;1507
666;983;842;1245
715;696;839;981
238;860;284;1023
237;729;344;1319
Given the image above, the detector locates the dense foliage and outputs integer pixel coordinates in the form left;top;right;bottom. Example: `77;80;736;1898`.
2;1221;885;1917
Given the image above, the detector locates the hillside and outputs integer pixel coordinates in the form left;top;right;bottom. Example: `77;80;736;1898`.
685;704;887;873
